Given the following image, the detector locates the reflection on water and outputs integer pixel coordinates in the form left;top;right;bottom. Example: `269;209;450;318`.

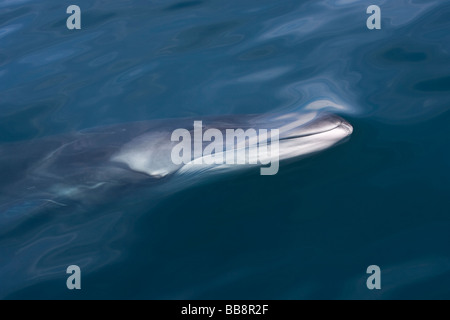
1;0;450;299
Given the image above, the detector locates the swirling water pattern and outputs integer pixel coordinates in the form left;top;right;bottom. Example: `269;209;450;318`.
1;0;450;299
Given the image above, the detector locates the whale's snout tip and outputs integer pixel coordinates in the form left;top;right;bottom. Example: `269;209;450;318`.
341;120;353;136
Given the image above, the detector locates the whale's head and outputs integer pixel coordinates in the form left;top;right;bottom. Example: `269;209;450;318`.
111;111;353;178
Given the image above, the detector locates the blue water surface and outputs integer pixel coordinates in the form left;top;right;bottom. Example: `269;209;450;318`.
1;0;450;299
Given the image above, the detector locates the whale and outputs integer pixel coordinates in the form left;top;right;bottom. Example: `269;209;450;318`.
0;108;353;297
0;110;353;218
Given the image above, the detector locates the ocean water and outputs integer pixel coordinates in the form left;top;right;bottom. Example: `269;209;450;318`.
1;0;450;299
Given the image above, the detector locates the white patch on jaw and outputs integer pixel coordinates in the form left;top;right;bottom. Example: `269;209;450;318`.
110;131;181;178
